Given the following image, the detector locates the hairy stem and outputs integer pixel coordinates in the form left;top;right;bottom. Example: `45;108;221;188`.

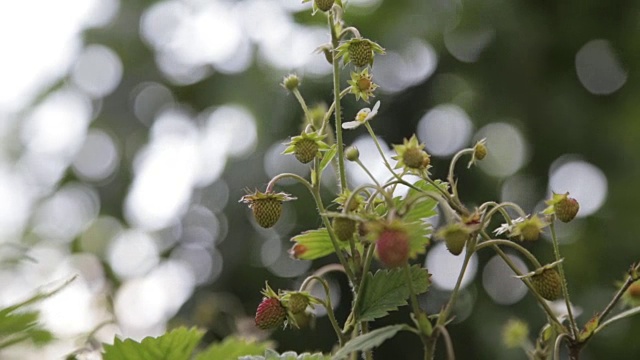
329;14;347;193
549;221;578;339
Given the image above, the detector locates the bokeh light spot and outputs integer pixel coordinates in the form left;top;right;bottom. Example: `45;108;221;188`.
425;242;478;291
475;122;528;178
548;157;607;217
417;104;473;157
575;39;627;95
108;230;159;279
482;254;528;305
71;44;123;98
72;129;119;182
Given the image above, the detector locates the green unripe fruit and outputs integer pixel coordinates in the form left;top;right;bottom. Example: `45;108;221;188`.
252;199;282;228
348;39;373;67
314;0;334;12
294;138;319;164
332;217;356;241
530;268;563;301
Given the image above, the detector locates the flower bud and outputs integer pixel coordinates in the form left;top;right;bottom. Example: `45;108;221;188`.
282;74;300;91
345;146;360;161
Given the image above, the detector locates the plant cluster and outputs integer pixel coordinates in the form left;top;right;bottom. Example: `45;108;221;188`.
236;1;640;359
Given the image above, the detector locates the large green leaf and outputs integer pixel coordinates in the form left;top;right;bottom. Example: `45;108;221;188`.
240;349;330;360
331;325;409;360
290;228;349;260
356;265;430;322
195;336;270;360
102;327;204;360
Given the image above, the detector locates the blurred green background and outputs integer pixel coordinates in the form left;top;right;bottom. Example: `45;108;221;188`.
0;0;639;358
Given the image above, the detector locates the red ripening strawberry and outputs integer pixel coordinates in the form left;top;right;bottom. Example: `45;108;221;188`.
255;297;286;330
375;229;409;268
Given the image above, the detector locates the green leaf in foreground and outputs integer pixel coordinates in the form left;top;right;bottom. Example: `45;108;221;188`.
356;265;430;322
195;336;271;360
331;325;409;360
240;349;330;360
290;228;350;260
102;327;203;360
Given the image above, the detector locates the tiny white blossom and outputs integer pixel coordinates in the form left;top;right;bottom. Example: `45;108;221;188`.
493;217;525;236
342;101;380;130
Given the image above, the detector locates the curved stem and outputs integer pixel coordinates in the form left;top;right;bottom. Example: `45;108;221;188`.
435;325;456;360
292;88;312;123
553;333;569;360
480;201;528;228
266;173;313;194
475;239;542;269
446;148;474;204
320;87;350;134
549;221;578;339
306;275;347;345
339;26;361;39
299;264;346;291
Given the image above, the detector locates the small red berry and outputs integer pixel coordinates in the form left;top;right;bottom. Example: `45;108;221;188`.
255;297;286;330
555;196;579;223
375;229;409;268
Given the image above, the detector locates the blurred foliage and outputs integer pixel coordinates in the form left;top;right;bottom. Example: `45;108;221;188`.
4;0;640;358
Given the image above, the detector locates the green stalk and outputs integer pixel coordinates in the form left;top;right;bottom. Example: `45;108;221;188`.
329;14;347;193
549;221;578;338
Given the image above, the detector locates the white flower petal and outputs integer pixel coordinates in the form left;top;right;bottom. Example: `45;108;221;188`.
342;121;361;130
372;100;381;113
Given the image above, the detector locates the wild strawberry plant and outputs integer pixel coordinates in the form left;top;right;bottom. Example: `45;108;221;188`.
230;1;640;360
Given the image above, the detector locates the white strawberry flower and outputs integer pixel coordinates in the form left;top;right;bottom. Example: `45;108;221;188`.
342;101;380;130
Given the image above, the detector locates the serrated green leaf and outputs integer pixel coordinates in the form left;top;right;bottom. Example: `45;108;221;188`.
318;144;337;174
102;327;204;360
241;349;330;360
290;228;349;260
195;336;270;360
356;265;430;322
402;180;447;224
331;325;409;360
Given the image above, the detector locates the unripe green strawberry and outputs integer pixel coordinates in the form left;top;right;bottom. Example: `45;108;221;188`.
520;222;542;242
474;141;487;160
294;138;319;164
314;0;334;12
403;148;429;170
286;293;310;314
436;223;472;256
255;297;286;330
375;229;409;268
555;196;579;223
444;229;468;256
252;198;282;228
348;39;373;67
530;268;563;301
332;217;356;241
